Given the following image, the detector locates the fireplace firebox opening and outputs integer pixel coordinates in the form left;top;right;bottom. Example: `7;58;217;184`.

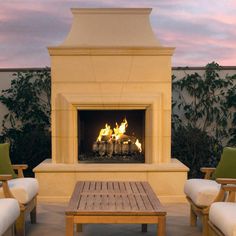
78;110;145;163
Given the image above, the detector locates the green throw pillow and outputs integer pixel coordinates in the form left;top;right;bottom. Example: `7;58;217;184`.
212;147;236;179
0;143;17;178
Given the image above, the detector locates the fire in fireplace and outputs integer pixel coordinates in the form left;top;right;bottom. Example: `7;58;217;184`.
78;110;145;163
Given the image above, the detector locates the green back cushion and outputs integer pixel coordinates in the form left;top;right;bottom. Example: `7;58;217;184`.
0;143;17;178
212;147;236;179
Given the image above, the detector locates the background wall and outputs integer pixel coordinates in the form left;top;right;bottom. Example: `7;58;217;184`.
0;66;235;133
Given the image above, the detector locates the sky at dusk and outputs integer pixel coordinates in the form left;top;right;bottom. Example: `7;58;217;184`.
0;0;236;68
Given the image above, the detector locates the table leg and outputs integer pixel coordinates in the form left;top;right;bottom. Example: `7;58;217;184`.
66;215;74;236
76;224;83;232
142;224;147;232
158;216;166;236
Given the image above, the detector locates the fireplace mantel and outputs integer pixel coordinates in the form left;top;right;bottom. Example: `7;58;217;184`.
48;47;174;56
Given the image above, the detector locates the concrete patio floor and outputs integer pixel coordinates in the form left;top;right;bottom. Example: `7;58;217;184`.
25;202;202;236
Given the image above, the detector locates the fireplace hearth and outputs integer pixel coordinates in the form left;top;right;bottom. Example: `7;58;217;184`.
78;110;145;163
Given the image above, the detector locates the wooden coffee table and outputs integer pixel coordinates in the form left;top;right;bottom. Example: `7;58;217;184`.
65;181;166;235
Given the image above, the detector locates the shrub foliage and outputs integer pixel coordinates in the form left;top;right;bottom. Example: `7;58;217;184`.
172;62;236;178
0;68;51;176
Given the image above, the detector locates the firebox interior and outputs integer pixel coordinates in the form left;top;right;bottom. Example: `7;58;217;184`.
78;110;145;163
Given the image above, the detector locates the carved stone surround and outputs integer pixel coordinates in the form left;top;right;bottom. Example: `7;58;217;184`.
54;92;163;164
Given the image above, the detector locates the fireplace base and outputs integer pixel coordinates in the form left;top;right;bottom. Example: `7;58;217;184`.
34;158;188;203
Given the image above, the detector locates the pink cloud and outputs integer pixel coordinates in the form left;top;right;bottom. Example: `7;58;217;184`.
156;25;236;66
0;0;236;67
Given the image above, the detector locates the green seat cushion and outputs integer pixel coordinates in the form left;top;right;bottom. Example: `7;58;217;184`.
0;143;17;178
212;147;236;179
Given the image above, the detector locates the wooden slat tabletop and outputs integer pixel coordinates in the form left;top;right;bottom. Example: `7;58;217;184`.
66;181;166;216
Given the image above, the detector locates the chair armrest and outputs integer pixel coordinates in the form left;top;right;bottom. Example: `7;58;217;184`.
214;178;236;202
216;178;236;185
0;175;15;198
12;164;28;178
217;178;236;193
0;174;12;181
201;178;236;213
200;167;216;179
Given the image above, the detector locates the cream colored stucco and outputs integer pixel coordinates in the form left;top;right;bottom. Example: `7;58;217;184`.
35;158;188;203
62;8;161;47
48;8;175;165
33;8;189;202
49;54;172;164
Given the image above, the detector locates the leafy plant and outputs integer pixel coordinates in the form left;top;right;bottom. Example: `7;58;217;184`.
172;62;236;177
226;79;236;145
172;62;235;142
172;125;222;178
0;68;51;176
0;69;51;129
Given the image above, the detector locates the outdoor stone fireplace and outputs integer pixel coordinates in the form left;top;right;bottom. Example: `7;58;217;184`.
34;8;188;202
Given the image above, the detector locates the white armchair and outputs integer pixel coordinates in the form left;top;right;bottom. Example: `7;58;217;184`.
0;143;39;236
0;166;39;236
0;198;20;236
208;178;236;236
184;147;236;236
184;168;220;236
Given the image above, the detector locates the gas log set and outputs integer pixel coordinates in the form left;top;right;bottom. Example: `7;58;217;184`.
81;118;144;163
94;118;141;154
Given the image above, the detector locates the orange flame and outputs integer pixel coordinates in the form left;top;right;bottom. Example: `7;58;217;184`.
96;118;142;152
97;123;112;141
135;139;142;152
113;118;128;140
